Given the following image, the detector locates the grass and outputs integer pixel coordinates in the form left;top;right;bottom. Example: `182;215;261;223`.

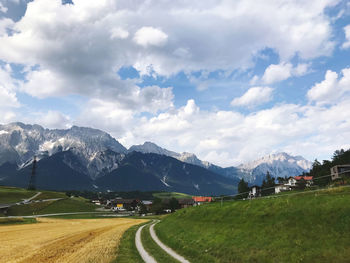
153;192;192;199
114;221;149;263
0;217;37;225
141;223;178;263
7;197;97;216
156;186;350;263
32;190;67;200
0;186;37;203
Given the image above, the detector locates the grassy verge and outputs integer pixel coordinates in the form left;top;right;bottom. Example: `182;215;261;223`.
156;186;350;263
0;217;37;225
141;223;178;263
114;222;149;263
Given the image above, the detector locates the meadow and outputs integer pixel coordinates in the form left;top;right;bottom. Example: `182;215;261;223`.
155;186;350;263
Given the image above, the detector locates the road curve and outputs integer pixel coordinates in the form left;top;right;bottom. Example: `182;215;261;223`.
150;221;190;263
135;223;157;263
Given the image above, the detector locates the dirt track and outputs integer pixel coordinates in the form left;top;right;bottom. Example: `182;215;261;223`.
0;218;145;263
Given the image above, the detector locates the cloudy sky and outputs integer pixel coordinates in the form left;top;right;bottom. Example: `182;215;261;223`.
0;0;350;167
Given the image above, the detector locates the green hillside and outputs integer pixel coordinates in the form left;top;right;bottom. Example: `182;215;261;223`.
155;186;350;263
0;186;36;203
153;192;192;199
0;186;97;216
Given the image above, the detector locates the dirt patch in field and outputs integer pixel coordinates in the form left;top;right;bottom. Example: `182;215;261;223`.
0;218;146;263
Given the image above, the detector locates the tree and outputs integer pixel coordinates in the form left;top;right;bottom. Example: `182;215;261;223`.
169;197;180;212
151;197;164;214
237;178;250;199
261;171;275;196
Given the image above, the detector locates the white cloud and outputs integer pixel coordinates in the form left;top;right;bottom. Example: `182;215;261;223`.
0;18;14;36
0;3;8;13
37;111;71;129
110;27;129;40
133;27;168;47
342;25;350;49
0;0;336;81
0;64;20;108
262;62;310;84
307;68;350;104
231;87;273;107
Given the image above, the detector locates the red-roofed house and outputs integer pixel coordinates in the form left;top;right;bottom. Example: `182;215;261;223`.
192;196;212;205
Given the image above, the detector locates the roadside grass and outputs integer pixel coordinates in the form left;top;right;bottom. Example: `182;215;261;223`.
153;192;192;199
0;186;36;203
141;223;178;263
114;221;149;263
0;217;37;225
156;186;350;263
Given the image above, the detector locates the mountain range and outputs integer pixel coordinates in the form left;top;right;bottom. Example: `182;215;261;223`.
0;122;312;194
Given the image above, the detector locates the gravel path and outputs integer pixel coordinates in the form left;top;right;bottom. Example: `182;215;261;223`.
135;223;157;263
149;220;190;263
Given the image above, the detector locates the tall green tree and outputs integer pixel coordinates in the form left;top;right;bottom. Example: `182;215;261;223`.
261;171;275;196
237;178;250;199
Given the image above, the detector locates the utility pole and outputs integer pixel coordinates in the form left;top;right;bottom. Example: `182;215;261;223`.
27;156;37;191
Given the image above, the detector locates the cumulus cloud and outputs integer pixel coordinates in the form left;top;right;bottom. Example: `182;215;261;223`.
37;111;71;129
0;64;20;108
307;68;350;104
231;87;273;107
108;96;350;167
0;0;336;80
342;25;350;49
262;62;310;84
133;27;168;47
0;3;8;13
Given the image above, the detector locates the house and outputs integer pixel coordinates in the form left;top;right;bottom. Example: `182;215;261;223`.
274;184;291;194
248;185;261;199
178;198;195;208
330;165;350;181
285;177;297;187
294;176;313;187
192;196;212;205
110;199;139;211
285;176;313;187
141;200;153;210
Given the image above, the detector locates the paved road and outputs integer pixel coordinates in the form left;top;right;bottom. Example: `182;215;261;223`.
149;220;190;263
135;223;157;263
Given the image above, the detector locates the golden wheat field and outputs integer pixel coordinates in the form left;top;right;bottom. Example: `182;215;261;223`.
0;217;146;263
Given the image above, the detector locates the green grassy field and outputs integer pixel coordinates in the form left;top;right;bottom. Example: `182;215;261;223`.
155;186;350;263
7;197;97;216
153;192;192;199
0;217;37;225
0;186;37;203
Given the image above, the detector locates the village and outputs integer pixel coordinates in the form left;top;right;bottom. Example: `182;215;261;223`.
248;164;350;199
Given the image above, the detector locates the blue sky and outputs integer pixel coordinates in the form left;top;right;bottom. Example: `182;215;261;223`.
0;0;350;166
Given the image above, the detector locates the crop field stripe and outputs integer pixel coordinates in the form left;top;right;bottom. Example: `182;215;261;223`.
0;218;146;263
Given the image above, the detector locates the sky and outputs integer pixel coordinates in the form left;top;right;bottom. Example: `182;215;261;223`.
0;0;350;167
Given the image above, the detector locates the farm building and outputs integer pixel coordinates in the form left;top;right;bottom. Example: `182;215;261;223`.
330;165;350;181
192;196;212;205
